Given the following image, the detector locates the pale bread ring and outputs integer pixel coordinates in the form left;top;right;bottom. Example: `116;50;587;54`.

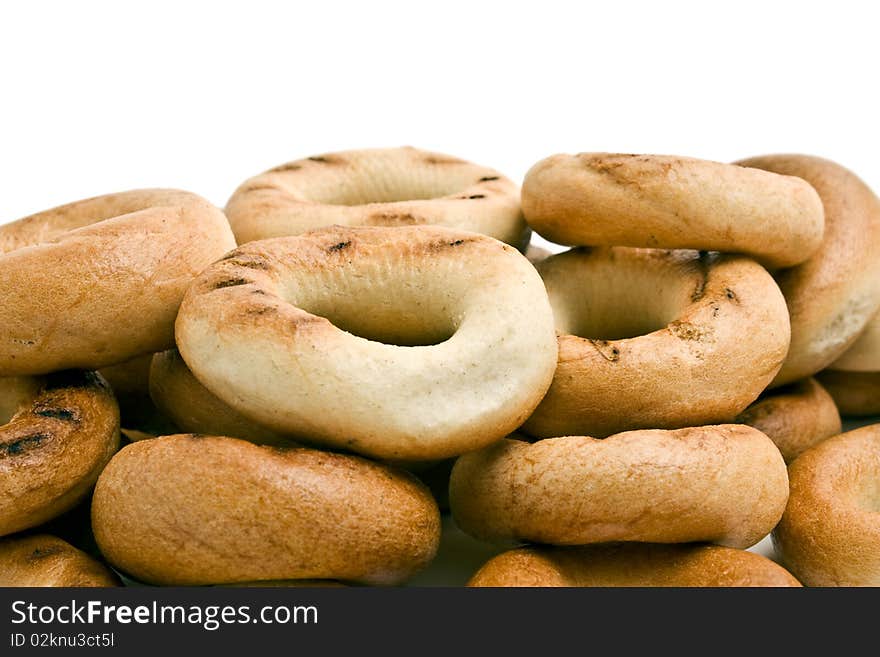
226;147;529;248
521;153;824;268
735;155;880;387
175;225;558;461
0;189;235;375
772;424;880;586
522;247;790;439
736;378;841;463
828;310;880;372
0;534;119;587
815;370;880;417
0;371;119;536
149;349;291;446
468;544;800;587
450;426;789;549
91;434;441;586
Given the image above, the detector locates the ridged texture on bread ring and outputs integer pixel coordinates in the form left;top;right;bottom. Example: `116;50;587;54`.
0;534;119;587
772;424;880;586
0;371;120;536
149;350;291;446
521;153;824;268
736;378;841;463
225;147;529;249
828;310;880;372
736;155;880;387
0;189;236;375
468;544;801;587
815;370;880;417
450;426;789;549
175;225;558;460
522;247;790;439
91;434;441;586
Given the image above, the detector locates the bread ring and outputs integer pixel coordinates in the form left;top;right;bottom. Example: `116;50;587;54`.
521;153;824;268
815;370;880;417
521;247;790;438
91;434;441;585
735;155;880;387
450;426;788;549
468;544;801;587
1;371;119;536
149;349;290;445
175;225;558;460
0;534;120;587
225;147;529;249
827;310;880;372
735;378;841;463
0;189;236;376
772;424;880;586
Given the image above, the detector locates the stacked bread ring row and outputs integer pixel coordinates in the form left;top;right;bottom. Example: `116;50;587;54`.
1;146;878;587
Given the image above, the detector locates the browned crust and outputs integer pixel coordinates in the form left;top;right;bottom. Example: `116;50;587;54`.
468;544;801;587
772;424;880;586
736;377;841;462
522;247;790;438
91;434;441;585
0;534;120;587
737;155;880;387
0;371;120;536
450;426;789;549
0;189;235;376
521;152;824;268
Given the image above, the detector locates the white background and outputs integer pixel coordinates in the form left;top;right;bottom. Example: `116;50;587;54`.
1;1;878;584
1;1;878;222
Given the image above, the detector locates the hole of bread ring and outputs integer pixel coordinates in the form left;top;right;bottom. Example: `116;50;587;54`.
290;290;458;348
542;248;713;341
548;249;697;341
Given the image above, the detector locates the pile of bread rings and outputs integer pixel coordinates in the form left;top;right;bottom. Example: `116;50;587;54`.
1;147;878;588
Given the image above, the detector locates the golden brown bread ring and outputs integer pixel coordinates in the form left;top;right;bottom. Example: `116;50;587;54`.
149;349;291;445
225;147;529;249
175;225;558;461
521;152;824;268
0;534;120;587
816;370;880;416
0;189;236;376
450;426;788;549
828;310;880;372
772;424;880;586
736;378;841;463
735;155;880;387
521;247;790;438
468;544;801;587
0;371;119;537
91;434;441;586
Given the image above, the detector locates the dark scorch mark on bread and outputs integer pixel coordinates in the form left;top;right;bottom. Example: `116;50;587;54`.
33;407;79;422
268;162;303;173
212;277;251;290
1;432;49;457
